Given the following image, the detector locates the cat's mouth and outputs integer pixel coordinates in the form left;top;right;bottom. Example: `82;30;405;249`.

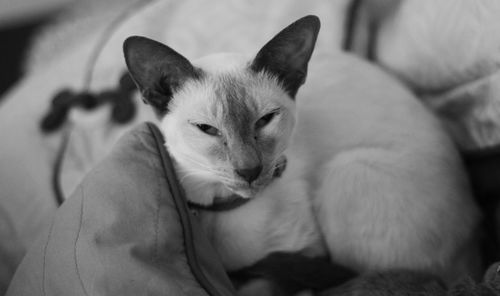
225;156;288;198
229;187;260;199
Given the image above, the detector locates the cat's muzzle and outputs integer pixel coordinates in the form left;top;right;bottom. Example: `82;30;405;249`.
227;156;288;198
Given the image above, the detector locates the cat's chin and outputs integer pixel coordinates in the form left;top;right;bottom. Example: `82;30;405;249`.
226;180;271;199
227;187;258;199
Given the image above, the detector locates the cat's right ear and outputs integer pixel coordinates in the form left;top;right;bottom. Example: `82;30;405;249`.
251;15;320;99
123;36;201;114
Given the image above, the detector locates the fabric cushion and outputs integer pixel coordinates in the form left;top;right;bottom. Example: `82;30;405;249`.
6;123;235;296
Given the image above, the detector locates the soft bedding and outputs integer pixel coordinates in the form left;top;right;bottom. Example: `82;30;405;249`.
365;0;500;151
6;123;500;295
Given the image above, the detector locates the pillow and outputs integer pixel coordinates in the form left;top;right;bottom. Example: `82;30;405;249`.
6;123;235;296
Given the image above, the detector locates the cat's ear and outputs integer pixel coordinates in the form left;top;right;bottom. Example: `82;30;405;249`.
251;15;320;98
123;36;201;114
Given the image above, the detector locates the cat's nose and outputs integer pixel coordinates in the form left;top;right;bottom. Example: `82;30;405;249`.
236;165;263;184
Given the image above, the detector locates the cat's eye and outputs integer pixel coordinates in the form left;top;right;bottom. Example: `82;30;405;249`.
196;124;220;136
255;110;279;129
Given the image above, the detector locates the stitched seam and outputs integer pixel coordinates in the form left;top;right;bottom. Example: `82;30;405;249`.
75;186;90;296
153;160;161;262
146;123;222;296
42;219;56;296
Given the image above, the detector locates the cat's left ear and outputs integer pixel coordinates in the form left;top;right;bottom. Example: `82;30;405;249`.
123;36;201;114
251;15;320;98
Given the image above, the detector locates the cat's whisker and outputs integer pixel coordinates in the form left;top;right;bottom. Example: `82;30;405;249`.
179;154;230;174
177;154;235;180
179;169;213;181
179;167;235;185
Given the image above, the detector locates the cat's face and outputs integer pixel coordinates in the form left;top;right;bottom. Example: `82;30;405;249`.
124;15;320;202
161;54;296;198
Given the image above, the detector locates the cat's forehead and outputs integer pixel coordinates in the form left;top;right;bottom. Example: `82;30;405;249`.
170;53;292;121
213;74;256;131
193;53;250;73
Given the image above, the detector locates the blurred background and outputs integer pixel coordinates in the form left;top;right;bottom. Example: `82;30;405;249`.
0;0;72;96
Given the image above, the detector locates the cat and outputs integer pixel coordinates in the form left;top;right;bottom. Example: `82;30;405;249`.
123;15;481;293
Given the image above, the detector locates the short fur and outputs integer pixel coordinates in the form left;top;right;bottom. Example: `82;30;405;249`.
124;15;481;293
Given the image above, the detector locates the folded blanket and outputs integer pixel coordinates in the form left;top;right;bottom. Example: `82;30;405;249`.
373;0;500;151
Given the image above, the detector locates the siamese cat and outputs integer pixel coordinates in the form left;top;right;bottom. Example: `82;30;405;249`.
124;15;481;293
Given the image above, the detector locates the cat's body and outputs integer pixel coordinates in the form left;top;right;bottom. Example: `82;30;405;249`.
185;52;481;282
124;16;481;292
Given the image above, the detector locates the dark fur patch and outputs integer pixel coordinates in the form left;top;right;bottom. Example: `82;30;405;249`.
215;75;262;169
250;15;320;98
123;36;204;116
216;75;255;140
229;252;357;294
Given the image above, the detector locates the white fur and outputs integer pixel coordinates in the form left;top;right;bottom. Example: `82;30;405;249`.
159;50;481;283
161;53;296;205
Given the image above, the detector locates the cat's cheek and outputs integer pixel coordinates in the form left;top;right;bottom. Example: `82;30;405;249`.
207;143;228;163
259;125;292;155
160;115;185;145
258;137;277;155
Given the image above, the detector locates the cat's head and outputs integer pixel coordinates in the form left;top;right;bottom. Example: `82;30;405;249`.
124;15;320;202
